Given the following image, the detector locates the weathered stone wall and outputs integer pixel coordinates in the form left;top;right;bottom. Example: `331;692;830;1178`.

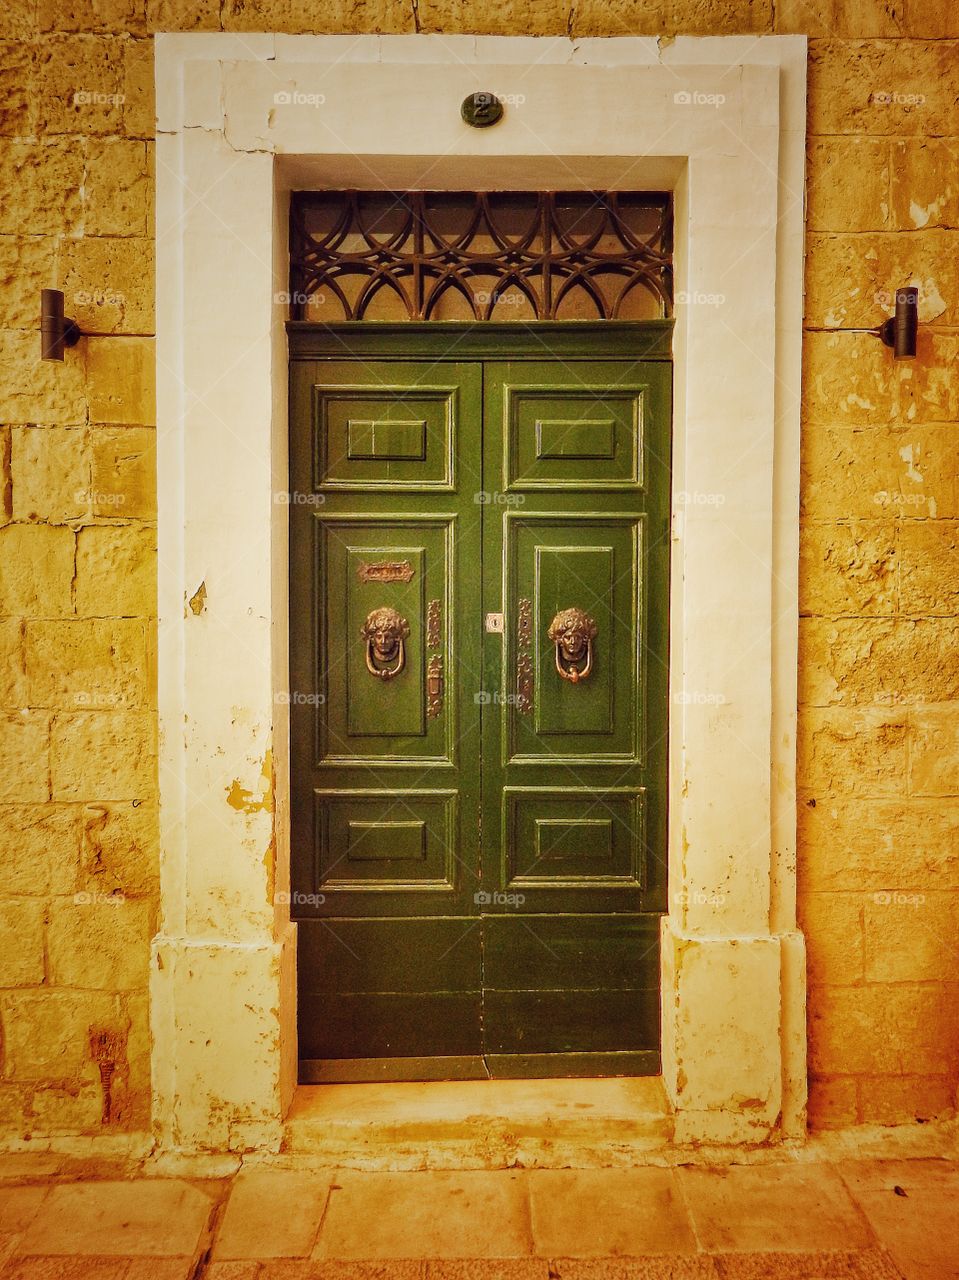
0;0;956;1139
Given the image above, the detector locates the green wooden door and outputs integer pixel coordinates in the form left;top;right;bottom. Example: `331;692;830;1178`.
290;331;671;1082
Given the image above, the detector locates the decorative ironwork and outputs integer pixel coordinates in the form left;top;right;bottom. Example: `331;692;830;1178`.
427;598;441;649
517;597;533;714
548;607;597;684
290;190;672;323
427;653;444;718
361;607;409;681
357;560;414;584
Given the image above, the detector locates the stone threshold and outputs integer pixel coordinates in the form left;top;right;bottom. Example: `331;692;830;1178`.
280;1077;674;1170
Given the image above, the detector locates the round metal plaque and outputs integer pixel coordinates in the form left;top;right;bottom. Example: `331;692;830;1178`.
461;92;504;128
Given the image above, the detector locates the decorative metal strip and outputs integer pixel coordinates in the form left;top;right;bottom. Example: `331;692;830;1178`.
290;190;672;323
516;597;533;715
427;653;444;719
427;598;441;649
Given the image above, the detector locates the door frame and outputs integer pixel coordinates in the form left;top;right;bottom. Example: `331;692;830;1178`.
154;33;807;1153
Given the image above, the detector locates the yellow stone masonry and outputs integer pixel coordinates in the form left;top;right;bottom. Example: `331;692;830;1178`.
0;0;957;1141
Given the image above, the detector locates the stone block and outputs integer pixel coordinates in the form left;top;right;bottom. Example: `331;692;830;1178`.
801;331;898;427
0;238;50;331
0;3;38;37
669;0;772;33
47;896;153;990
50;710;156;802
0;330;86;425
864;889;959;983
38;0;147;33
0;804;80;896
0;141;84;235
801;425;950;520
81;139;153;237
572;0;671;35
0;618;26;707
10;427;90;523
0;713;50;802
799;891;864;985
76;525;157;618
797;705;908;797
806;1075;858;1130
0;900;45;986
808;981;959;1075
0;425;9;522
909;703;959;795
121;37;154;138
900;333;959;423
799;618;959;707
88;427;157;517
805;137;890;232
891;139;959;229
857;1074;957;1124
80;799;159;902
147;0;221;29
808;39;959;137
86;340;156;426
35;35;125;137
777;0;904;36
903;0;959;36
799;520;896;616
0;525;75;619
805;230;959;329
223;0;410;31
900;519;959;615
798;795;959;892
59;237;155;336
26;618;152;710
0;989;123;1081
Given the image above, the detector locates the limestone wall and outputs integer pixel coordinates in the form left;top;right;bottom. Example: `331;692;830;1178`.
0;0;957;1139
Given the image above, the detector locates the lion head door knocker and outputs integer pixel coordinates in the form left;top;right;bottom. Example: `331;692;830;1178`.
547;608;598;684
361;606;410;681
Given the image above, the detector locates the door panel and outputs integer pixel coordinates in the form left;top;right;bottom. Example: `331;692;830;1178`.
291;342;671;1078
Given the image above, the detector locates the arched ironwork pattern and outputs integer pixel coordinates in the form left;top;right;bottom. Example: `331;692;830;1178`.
289;190;672;322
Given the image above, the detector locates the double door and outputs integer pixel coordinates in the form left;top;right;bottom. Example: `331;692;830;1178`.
290;337;671;1080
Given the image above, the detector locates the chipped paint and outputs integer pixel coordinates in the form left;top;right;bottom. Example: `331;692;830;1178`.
226;749;274;815
187;581;208;616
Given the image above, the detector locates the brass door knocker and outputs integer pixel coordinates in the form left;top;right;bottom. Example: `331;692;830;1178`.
361;606;410;680
547;608;597;683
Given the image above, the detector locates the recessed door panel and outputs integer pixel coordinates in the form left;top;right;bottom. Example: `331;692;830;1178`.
315;789;456;892
503;787;644;889
505;383;645;489
316;518;454;764
314;373;457;489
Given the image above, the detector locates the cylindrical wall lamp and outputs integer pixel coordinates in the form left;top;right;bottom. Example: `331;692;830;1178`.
876;286;918;359
40;289;81;362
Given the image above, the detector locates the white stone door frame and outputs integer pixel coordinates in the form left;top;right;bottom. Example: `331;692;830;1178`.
154;32;808;1152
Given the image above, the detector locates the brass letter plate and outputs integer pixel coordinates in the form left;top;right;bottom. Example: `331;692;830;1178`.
357;560;415;584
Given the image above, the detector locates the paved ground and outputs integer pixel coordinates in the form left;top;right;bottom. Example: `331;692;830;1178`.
0;1156;956;1279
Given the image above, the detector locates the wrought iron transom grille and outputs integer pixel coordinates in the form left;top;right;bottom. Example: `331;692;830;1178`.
289;190;672;323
